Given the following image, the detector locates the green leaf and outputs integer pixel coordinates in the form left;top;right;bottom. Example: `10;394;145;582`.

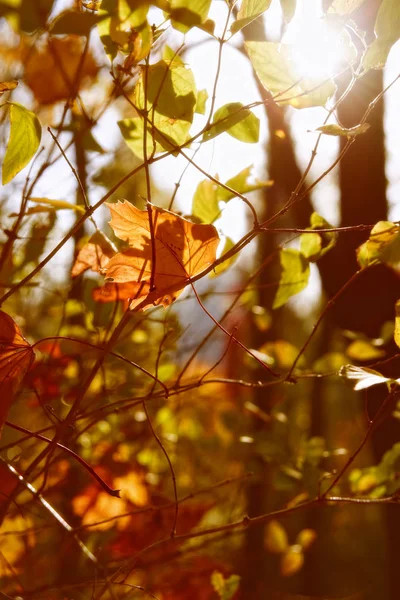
273;249;310;309
218;165;273;202
356;221;400;268
203;103;259;143
245;41;336;109
300;212;337;262
279;0;296;22
328;0;366;14
315;123;370;137
258;339;304;369
346;340;385;361
82;130;105;154
2;102;42;185
98;0;149;60
363;0;400;70
162;45;184;64
211;571;240;600
312;352;347;374
50;10;101;35
197;18;215;35
195;88;208;115
192;179;220;223
125;0;149;26
133;59;197;152
231;0;272;34
210;237;236;277
118;117;163;160
169;0;212;33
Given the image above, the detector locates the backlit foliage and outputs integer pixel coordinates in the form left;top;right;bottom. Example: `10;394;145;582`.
0;0;400;598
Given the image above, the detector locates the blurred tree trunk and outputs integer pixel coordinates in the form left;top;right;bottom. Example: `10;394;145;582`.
239;17;313;598
240;0;399;597
317;2;400;598
318;66;400;336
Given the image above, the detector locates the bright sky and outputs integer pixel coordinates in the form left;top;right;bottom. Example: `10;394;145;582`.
150;0;342;239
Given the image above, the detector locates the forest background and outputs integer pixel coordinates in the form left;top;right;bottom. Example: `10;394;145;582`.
1;0;400;598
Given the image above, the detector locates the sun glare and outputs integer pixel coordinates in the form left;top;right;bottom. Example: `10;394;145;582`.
284;14;352;81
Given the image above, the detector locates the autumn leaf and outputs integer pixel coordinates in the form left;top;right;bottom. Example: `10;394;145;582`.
0;508;35;574
0;311;35;434
72;471;149;532
24;37;98;105
102;202;220;310
0;80;18;94
71;231;117;277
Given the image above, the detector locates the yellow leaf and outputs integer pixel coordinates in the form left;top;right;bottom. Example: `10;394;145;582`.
264;520;289;554
2;103;41;185
280;545;304;576
29;197;85;213
295;528;317;551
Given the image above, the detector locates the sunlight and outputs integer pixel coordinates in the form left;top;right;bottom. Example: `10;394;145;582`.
284;10;352;80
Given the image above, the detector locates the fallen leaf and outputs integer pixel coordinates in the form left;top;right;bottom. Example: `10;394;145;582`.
72;231;117;277
0;311;35;435
103;202;220;310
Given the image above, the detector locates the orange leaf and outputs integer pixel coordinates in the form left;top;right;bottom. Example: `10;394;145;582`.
0;311;35;435
72;471;149;532
24;37;98;105
103;202;220;310
71;231;117;277
0;80;18;94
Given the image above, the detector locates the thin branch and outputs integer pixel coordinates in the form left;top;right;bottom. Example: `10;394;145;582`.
4;421;120;497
